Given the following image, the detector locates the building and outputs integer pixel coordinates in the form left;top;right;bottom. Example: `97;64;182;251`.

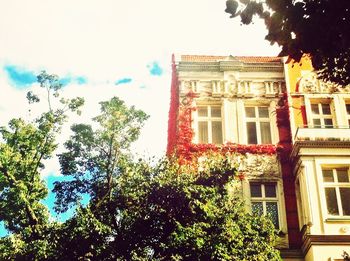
167;54;350;260
286;56;350;261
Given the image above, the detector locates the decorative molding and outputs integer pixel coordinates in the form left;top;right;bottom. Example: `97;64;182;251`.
179;79;285;98
298;71;350;94
301;234;350;256
177;61;284;73
291;140;350;159
197;153;280;178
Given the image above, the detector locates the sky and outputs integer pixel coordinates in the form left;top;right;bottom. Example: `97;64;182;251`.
0;0;281;236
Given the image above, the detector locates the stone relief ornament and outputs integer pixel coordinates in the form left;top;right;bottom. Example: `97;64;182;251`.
228;75;237;94
237;153;280;178
298;71;350;93
299;72;319;93
198;152;280;178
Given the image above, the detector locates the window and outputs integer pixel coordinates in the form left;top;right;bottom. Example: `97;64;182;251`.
250;182;280;228
311;102;333;128
346;103;350;127
245;106;271;144
322;168;350;216
197;105;223;144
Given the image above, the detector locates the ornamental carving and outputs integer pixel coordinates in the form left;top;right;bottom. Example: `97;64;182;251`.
197;152;280;178
237;153;280;177
299;72;318;93
298;71;349;93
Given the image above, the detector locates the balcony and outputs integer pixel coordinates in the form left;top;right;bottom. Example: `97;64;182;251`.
291;126;350;158
294;126;350;142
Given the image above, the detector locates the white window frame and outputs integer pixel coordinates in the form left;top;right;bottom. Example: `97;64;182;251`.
308;100;335;128
195;104;223;144
345;102;350;127
248;181;283;230
244;106;272;144
321;167;350;217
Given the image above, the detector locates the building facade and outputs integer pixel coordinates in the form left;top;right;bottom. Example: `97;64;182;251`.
167;54;350;260
286;57;350;261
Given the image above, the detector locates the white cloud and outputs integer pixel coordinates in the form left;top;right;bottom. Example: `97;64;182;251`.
0;0;280;176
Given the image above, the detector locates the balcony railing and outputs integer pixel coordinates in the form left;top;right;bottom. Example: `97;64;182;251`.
294;126;350;142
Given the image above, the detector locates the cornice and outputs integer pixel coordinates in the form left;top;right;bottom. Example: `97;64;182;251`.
291;141;350;158
177;61;284;73
302;234;350;256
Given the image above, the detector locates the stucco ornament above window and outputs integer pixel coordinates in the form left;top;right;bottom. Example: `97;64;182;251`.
197;152;280;178
298;71;350;93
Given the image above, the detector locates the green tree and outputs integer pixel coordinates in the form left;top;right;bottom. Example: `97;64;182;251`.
55;157;280;260
225;0;350;85
51;97;149;259
1;85;280;260
0;71;84;260
52;96;280;260
107;158;281;260
54;97;149;213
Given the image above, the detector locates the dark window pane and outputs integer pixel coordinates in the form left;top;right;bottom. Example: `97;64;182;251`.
266;202;279;228
322;170;334;182
247;122;257;144
250;184;262;197
260;122;272;144
311;104;320;114
340;188;350;215
198;107;207;117
212;121;223;144
322;104;331;115
337;169;349;182
346;104;350;114
313;119;321;127
245;107;255;117
325;188;339;215
258;107;269;118
198;122;208;143
265;184;277;198
211;107;221;117
324;119;333;128
252;202;263;216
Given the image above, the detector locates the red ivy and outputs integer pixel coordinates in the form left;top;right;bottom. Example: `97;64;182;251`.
167;89;281;165
167;74;291;167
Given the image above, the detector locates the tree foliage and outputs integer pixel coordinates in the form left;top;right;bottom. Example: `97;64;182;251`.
53;97;149;213
225;0;350;85
0;71;84;259
1;74;280;260
47;157;281;260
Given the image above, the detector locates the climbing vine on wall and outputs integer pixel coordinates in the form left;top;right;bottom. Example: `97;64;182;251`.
167;89;282;177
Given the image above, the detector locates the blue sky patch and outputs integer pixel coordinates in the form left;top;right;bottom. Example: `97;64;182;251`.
59;77;72;87
147;61;163;76
43;175;90;222
76;76;87;85
115;77;132;85
0;221;8;237
60;75;88;86
4;64;37;88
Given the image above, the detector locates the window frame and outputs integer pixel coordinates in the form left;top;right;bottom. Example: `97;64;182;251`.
195;104;223;144
248;181;283;230
244;106;272;144
321;167;350;217
345;102;350;127
307;99;335;128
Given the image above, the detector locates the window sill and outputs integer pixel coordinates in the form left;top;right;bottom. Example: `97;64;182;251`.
325;217;350;222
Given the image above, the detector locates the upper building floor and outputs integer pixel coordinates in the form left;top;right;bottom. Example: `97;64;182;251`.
285;57;350;146
170;54;288;149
